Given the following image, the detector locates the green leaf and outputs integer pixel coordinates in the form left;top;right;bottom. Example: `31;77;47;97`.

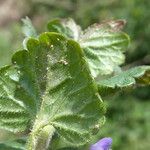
0;38;45;133
1;32;104;149
0;137;26;150
80;20;130;78
17;33;105;149
0;66;30;133
22;17;37;38
98;66;150;96
47;18;82;40
22;17;37;49
47;19;130;78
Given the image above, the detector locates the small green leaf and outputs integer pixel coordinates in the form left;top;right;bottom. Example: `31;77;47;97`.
47;18;82;40
98;66;150;96
22;17;37;49
80;20;130;78
22;17;37;38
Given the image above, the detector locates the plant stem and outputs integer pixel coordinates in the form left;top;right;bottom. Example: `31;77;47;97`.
27;124;55;150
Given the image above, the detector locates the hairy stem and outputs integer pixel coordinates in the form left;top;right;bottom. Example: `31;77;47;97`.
27;124;55;150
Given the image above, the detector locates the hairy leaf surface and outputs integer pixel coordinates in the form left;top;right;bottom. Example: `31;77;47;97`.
11;33;105;149
80;20;130;78
47;19;130;78
0;137;26;150
47;19;81;40
0;66;30;133
0;36;48;133
98;66;150;96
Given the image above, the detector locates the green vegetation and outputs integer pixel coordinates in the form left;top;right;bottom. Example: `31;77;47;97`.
0;0;149;150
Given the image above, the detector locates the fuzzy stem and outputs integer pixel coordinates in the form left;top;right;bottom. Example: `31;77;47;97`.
27;124;55;150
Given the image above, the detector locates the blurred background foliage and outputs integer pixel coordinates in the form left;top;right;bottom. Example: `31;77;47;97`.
0;0;150;149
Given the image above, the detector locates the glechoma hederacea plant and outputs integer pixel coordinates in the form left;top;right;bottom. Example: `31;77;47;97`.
0;17;150;150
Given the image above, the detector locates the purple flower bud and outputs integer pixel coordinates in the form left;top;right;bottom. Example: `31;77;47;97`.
90;137;112;150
